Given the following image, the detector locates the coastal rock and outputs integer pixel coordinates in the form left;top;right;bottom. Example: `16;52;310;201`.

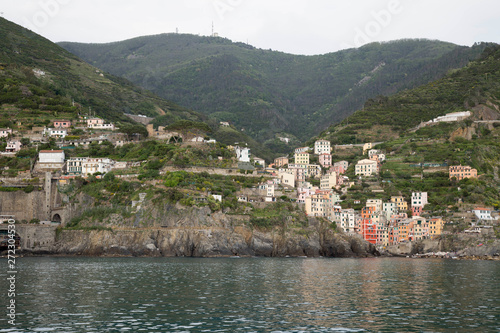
52;226;377;258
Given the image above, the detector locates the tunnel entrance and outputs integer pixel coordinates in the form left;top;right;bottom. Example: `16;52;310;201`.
52;214;62;223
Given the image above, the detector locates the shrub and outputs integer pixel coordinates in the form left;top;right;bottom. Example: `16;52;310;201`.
23;184;34;193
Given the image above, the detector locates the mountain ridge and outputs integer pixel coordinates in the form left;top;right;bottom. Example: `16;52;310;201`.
59;34;488;146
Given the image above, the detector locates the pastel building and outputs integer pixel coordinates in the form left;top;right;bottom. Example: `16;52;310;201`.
411;192;428;216
67;157;87;175
294;152;310;165
5;140;22;152
82;158;114;175
366;199;383;212
429;217;445;238
383;202;397;219
334;161;349;172
449;165;477;180
355;159;378;176
361;206;377;244
274;157;289;168
391;196;408;211
319;153;332;168
320;172;337;190
0;128;12;138
53;120;71;128
338;208;358;233
280;172;295;188
305;190;331;218
253;157;266;168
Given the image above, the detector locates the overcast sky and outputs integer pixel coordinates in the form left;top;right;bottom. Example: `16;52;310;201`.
3;0;500;55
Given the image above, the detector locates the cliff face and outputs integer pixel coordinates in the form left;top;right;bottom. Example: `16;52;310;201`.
53;227;379;258
386;234;500;257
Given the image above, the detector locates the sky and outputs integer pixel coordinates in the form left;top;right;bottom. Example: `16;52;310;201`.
2;0;500;55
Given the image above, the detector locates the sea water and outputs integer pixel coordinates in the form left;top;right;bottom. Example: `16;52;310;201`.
0;257;499;332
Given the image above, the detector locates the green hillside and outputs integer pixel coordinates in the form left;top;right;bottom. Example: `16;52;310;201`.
323;44;500;144
0;18;204;128
59;35;487;146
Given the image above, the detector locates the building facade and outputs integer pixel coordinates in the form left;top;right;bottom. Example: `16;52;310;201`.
314;139;331;155
449;165;477;180
355;159;378;176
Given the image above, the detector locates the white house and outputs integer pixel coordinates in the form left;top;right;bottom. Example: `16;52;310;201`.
87;118;115;130
278;137;290;143
190;136;204;142
5;140;22;152
235;146;251;162
314;139;331;155
266;184;275;197
212;194;222;202
44;128;67;138
67;157;87;175
338;208;357;233
355;159;378;176
473;207;497;222
383;202;397;219
39;150;65;163
411;192;428;208
294;147;310;154
280;172;295;188
253;157;266;168
38;150;65;170
82;158;114;175
320;172;337;190
0;128;12;138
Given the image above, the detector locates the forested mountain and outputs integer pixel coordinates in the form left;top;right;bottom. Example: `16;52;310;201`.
321;44;500;144
60;35;488;147
0;18;276;160
0;18;204;127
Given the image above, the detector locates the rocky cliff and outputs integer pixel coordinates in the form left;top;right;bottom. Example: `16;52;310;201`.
52;226;379;258
386;234;500;257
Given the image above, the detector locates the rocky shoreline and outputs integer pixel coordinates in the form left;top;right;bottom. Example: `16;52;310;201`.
9;227;380;258
385;234;500;260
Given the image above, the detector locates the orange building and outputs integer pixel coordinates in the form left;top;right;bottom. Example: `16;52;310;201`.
361;207;377;244
274;157;289;168
449;165;477;180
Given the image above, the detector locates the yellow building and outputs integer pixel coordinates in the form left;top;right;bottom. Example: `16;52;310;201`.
429;217;445;238
294;152;310;165
391;196;408;211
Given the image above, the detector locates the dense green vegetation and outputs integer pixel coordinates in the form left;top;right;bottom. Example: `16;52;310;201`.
325;44;500;144
248;202;306;230
60;35;488;147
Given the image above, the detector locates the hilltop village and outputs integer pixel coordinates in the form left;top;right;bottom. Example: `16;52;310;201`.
1;109;498;250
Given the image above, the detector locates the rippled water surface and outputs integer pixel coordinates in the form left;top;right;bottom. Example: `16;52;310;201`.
1;257;499;332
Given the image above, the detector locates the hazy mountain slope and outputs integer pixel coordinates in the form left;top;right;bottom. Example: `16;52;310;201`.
60;35;487;143
0;18;203;125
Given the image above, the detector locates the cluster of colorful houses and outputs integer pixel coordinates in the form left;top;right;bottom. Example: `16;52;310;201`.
242;139;494;246
0;116;117;154
3;117;496;245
